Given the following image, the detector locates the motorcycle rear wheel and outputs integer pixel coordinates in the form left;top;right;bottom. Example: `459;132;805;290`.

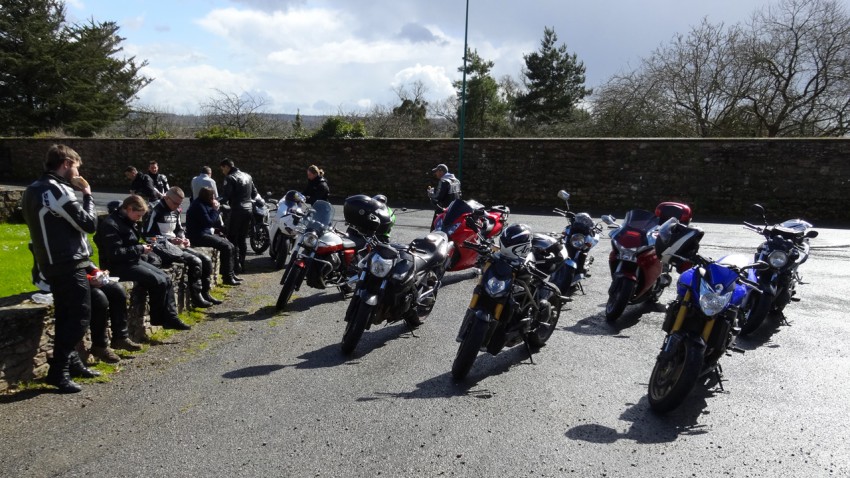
605;277;636;321
341;302;372;355
451;315;488;380
648;336;704;413
739;292;773;335
276;263;305;310
250;224;270;254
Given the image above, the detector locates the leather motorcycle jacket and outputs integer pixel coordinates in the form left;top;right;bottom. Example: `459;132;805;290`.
22;172;97;278
221;168;259;210
143;201;185;239
94;210;146;270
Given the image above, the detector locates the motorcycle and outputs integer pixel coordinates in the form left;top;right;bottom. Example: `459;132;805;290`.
269;190;307;270
451;224;565;380
602;202;698;321
249;195;274;254
738;204;818;335
432;199;510;272
341;231;451;355
647;248;767;413
549;190;604;296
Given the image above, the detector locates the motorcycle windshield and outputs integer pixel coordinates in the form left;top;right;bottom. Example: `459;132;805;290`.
305;200;334;231
441;199;485;231
622;209;659;232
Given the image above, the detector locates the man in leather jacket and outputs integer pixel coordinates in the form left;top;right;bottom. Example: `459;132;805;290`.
143;186;220;308
22;144;100;393
147;160;170;197
219;158;259;273
125;166;161;202
428;163;462;227
94;195;191;332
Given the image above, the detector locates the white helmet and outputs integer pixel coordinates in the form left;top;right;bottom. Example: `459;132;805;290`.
499;223;533;261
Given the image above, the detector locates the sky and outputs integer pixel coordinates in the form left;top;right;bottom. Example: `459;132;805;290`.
63;0;779;116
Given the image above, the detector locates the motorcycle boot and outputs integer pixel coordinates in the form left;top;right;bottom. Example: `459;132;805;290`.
201;278;223;305
68;351;101;378
45;359;82;393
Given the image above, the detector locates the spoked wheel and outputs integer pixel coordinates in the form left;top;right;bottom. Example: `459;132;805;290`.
276;263;305;310
648;335;705;413
250;224;270;254
451;311;488;380
341;302;372;355
605;277;636;321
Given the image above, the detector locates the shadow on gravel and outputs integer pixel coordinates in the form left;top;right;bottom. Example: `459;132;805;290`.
294;324;413;367
207;305;280;322
0;388;55;403
565;393;713;445
735;314;785;351
563;302;665;337
285;291;349;313
222;364;287;379
363;347;532;401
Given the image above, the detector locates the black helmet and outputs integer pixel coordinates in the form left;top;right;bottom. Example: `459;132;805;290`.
107;201;121;214
499;223;532;260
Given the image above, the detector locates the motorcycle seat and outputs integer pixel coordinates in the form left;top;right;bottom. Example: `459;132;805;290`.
410;232;450;270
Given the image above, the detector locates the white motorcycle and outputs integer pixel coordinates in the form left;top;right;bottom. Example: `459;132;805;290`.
269;190;307;270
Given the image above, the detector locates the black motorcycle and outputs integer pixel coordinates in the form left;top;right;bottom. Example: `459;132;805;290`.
451;223;565;380
738;204;818;335
249;195;275;254
549;190;604;296
341;231;451;355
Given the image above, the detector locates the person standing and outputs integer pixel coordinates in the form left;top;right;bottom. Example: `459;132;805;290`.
143;186;220;307
304;164;329;205
22;144;101;393
191;166;218;201
147;160;170;198
219;158;259;273
94;195;191;332
186;187;241;286
427;163;462;227
125;166;161;203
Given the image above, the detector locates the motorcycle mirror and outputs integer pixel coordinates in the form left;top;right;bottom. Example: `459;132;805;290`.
806;230;819;239
601;215;617;225
748;260;771;271
557;190;570;201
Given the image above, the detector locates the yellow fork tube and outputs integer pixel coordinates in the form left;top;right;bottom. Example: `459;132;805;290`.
670;290;691;332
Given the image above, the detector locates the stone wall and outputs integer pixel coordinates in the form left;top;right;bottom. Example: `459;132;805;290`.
0;138;848;224
0;186;24;223
0;250;218;394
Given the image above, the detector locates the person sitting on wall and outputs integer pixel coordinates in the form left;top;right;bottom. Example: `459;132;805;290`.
186;186;241;286
94;195;191;331
143;186;221;308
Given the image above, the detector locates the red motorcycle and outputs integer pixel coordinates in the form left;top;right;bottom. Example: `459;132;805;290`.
601;202;698;321
432;199;509;272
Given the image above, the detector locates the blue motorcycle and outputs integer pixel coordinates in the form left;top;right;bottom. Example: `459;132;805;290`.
647;234;767;413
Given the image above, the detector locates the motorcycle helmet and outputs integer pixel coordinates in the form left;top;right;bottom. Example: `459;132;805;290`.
283;190;306;208
573;212;594;231
499;223;533;261
107;200;121;214
373;194;387;204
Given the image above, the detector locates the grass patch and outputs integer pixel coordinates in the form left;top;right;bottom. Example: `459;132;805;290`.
0;223;100;298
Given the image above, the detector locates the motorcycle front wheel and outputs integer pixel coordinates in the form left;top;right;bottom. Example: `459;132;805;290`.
528;291;561;348
250;224;271;254
451;313;488;380
647;335;704;413
276;263;305;310
341;302;373;355
739;292;774;335
605;277;636;321
272;235;290;270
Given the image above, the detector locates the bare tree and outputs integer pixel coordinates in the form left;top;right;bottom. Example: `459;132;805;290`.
199;89;286;136
741;0;850;136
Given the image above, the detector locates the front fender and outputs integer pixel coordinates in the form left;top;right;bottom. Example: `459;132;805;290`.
658;332;705;362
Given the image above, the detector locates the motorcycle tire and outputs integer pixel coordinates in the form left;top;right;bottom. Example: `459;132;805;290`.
739;292;774;335
528;294;561;348
276;263;305;310
648;334;704;413
250;224;270;254
451;315;488;380
272;236;290;271
341;302;372;355
605;277;636;321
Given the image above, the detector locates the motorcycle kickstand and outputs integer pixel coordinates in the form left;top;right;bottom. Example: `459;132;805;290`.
713;363;725;392
576;282;585;295
521;334;536;365
778;311;790;327
401;319;419;338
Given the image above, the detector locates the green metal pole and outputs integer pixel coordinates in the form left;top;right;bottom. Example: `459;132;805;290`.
458;0;469;182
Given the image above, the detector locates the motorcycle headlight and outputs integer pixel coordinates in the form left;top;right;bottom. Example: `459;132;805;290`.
768;250;788;268
698;280;733;316
485;276;510;297
570;233;586;249
302;232;319;249
369;255;394;278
